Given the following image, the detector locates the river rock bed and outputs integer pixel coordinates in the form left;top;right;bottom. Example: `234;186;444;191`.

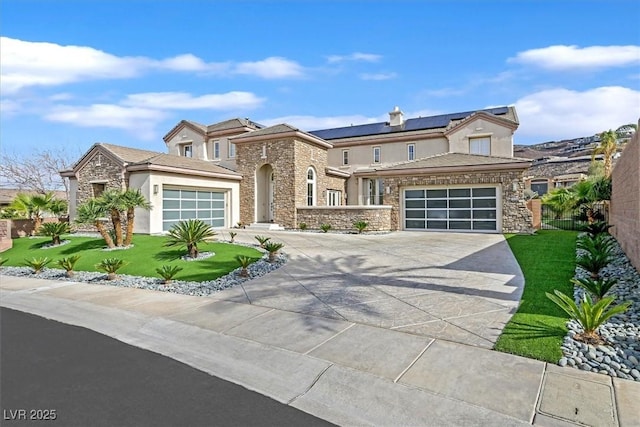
558;234;640;381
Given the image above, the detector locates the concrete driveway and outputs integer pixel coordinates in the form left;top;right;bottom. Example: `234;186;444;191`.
215;230;524;349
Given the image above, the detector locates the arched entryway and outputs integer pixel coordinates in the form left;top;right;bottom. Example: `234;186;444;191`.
255;164;274;223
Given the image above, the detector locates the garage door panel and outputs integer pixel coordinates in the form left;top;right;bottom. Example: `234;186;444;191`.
162;188;227;231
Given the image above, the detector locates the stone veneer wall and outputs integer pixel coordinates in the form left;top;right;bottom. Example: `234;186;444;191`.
0;219;12;252
610;126;640;270
296;206;392;231
381;169;533;233
76;152;126;208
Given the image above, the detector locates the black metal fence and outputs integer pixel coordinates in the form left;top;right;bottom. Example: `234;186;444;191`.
541;204;609;231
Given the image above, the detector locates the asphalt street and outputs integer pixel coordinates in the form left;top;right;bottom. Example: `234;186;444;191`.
0;307;334;427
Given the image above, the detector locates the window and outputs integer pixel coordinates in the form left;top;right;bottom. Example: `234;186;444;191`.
306;167;316;206
212;141;220;159
408;143;415;161
228;142;236;158
469;137;490;155
342;150;349;166
364;178;384;205
373;146;381;164
327;190;342;206
183;144;193;157
92;183;105;198
530;180;548;196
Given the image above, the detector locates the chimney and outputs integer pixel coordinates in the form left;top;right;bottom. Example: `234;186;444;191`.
389;106;404;127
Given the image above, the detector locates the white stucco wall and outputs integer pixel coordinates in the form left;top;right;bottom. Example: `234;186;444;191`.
447;118;514;157
165;126;207;159
67;178;78;219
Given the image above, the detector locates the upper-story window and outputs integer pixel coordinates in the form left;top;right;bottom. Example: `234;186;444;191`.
373;146;381;164
407;143;415;161
183;144;193;158
469;137;490;155
228;141;236;158
342;149;349;166
212;140;220;160
306;167;316;206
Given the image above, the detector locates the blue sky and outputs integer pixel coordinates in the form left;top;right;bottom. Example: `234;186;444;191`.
1;0;639;158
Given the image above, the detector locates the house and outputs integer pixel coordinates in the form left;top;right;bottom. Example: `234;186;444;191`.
62;106;534;234
524;154;606;196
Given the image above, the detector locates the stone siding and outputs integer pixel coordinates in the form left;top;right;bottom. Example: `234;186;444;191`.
296;206;392;231
610;125;640;270
0;219;12;252
381;170;533;233
76;151;126;208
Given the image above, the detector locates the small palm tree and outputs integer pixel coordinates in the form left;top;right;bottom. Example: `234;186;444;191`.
48;198;68;219
98;189;126;247
320;223;331;233
254;235;271;248
583;221;613;236
229;231;237;243
165;219;217;258
592;130;618;178
57;255;81;278
76;199;115;248
156;265;183;285
576;234;616;258
10;192;55;234
546;290;631;344
576;251;613;279
24;257;51;274
236;255;252;277
96;258;127;280
121;189;152;246
38;222;71;245
571;277;618;302
263;241;284;263
353;220;368;234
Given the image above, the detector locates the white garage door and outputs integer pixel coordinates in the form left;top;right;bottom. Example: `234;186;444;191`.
162;188;226;231
404;187;499;232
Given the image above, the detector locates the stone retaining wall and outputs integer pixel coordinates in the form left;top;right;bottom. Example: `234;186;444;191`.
296;206;392;231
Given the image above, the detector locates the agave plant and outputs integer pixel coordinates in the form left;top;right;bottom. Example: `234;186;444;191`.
236;255;252;277
571;277;618;302
320;223;331;233
576;251;613;279
165;219;217;258
96;258;128;280
57;255;81;278
353;220;368;234
156;265;183;285
263;241;284;263
38;221;71;245
254;235;271;248
24;257;51;274
229;231;237;243
546;290;631;344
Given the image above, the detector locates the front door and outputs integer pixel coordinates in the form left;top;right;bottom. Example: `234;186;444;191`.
256;164;274;223
268;172;275;222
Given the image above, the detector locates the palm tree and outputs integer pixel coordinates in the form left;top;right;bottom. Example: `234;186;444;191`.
98;189;126;246
541;187;577;219
9;192;55;233
48;198;68;219
592;130;617;178
121;189;152;246
165;219;217;258
75;199;116;248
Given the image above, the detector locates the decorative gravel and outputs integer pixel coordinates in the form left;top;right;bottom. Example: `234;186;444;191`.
558;234;640;381
0;246;287;297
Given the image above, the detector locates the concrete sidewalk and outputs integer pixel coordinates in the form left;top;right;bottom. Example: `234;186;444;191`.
1;275;637;426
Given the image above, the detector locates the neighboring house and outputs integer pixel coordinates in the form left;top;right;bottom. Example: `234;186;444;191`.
63;106;534;234
524;155;605;196
0;188;66;211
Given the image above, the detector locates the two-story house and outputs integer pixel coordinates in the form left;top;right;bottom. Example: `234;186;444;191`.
62;106;533;234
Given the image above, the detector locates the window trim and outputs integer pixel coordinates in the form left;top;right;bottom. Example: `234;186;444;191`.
306;167;316;206
407;143;415;161
228;141;236;158
342;149;349;166
327;190;342;206
469;136;491;156
182;144;193;158
373;146;381;164
212;140;220;160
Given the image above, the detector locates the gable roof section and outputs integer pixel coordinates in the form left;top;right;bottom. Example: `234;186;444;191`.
443;110;519;135
309;107;516;140
206;118;264;133
230;123;333;148
163;120;207;142
354;152;531;176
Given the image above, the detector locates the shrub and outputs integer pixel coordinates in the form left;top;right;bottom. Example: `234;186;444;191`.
576;251;613;279
571;277;618;302
583;221;613;236
165;219;217;258
320;223;331;233
24;257;51;274
546;290;631;345
353;220;368;234
299;222;307;231
576;234;616;257
156;265;183;285
57;255;81;278
96;258;128;280
254;235;271;248
263;241;284;263
38;222;71;245
229;231;237;243
236;255;252;277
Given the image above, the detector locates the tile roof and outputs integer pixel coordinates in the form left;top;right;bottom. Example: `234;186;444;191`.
206;118;264;132
97;143;163;164
309;106;515;140
360;152;531;173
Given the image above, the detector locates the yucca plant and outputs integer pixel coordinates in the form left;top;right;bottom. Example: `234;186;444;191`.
254;235;271;248
571;277;618;302
236;255;252;277
546;290;631;345
263;241;284;263
229;231;237;243
320;223;331;233
156;265;183;285
57;255;81;278
583;221;613;236
24;257;51;274
38;221;71;245
299;222;307;231
96;258;127;280
576;234;616;257
165;219;217;258
353;220;368;234
576;251;613;279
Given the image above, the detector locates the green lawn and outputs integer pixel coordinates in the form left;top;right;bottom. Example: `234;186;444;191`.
1;235;263;282
494;230;578;362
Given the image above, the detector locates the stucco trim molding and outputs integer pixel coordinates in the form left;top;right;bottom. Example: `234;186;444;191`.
231;130;333;149
126;164;243;181
354;162;531;177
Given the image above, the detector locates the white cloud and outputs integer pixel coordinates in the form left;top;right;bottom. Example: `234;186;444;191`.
360;72;397;81
515;86;640;143
235;57;304;79
122;91;265;110
509;45;640;71
327;52;382;63
0;98;22;115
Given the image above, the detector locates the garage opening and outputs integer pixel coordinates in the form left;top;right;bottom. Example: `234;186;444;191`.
162;188;226;231
404;187;498;232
